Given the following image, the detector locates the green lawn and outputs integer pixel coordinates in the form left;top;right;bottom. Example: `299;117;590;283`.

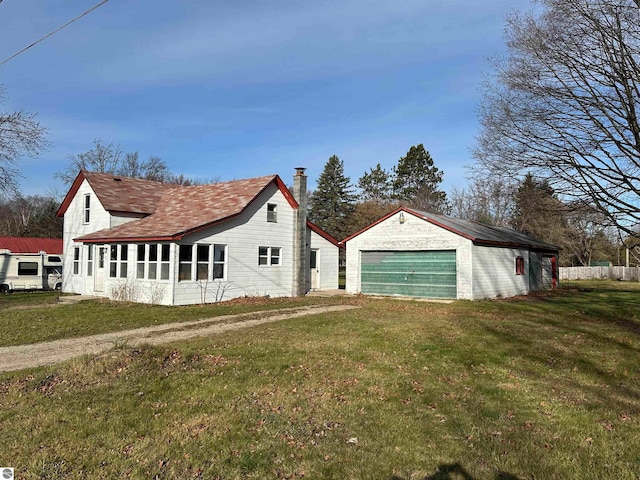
1;281;639;479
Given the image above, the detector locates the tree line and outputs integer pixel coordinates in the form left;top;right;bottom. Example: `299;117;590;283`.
306;148;627;267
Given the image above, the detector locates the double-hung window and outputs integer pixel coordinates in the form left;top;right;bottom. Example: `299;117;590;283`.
213;244;226;279
87;245;94;276
109;245;129;278
137;245;146;279
267;203;277;222
83;194;90;224
179;245;193;281
160;245;170;280
258;246;281;266
197;245;210;280
73;247;80;275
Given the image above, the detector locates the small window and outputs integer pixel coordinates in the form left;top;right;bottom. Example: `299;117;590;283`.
213;244;226;279
197;244;210;280
267;203;277;222
73;247;80;275
18;262;39;276
179;245;193;281
47;256;62;263
87;245;93;277
515;256;525;275
83;194;91;224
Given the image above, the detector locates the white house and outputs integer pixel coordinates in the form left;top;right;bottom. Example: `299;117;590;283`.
55;169;339;305
343;207;559;300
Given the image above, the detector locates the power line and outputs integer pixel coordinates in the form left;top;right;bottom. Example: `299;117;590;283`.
0;0;110;68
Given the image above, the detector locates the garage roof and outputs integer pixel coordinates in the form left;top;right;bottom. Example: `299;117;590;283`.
342;207;559;252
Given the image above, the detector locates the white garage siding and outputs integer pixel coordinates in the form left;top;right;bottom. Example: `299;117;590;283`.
471;245;530;299
345;210;474;299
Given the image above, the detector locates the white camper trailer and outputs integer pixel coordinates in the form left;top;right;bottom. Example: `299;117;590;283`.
0;250;63;293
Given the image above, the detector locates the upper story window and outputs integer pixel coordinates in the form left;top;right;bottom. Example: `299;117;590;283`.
267;203;277;223
83;194;91;224
515;256;525;275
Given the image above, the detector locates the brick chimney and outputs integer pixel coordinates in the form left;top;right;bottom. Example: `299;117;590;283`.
292;167;307;296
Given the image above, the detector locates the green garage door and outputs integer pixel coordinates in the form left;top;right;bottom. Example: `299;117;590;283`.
360;250;457;299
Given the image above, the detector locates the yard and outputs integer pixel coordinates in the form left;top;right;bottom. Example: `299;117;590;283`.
1;282;639;479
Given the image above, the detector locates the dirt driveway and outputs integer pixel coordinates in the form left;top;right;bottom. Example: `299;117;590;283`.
0;304;358;373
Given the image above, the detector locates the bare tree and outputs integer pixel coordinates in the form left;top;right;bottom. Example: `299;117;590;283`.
474;0;640;237
56;139;188;185
449;176;516;227
0;86;48;194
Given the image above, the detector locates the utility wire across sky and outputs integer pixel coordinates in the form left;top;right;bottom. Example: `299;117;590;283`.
0;0;109;67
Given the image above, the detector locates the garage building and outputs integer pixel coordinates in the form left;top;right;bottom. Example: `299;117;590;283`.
343;207;558;300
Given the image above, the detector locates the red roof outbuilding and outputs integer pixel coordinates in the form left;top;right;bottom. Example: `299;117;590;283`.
0;237;63;254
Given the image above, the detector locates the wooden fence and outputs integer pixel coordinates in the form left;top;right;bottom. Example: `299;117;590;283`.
559;266;640;281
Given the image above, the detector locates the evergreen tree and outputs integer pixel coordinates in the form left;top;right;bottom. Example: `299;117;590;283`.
308;155;356;241
392;144;448;213
357;164;392;202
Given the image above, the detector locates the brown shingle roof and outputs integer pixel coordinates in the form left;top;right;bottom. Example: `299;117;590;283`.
56;171;174;218
84;171;174;214
75;174;294;242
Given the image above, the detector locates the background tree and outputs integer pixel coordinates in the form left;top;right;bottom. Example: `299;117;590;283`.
512;175;575;264
357;164;392;203
474;0;640;238
392;144;448;213
0;194;63;238
308;155;356;241
449;176;515;226
55;139;204;185
0;86;48;194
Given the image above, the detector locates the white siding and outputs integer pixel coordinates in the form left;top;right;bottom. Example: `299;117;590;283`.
345;211;473;299
172;183;296;305
62;180;111;295
308;230;339;290
471;245;530;299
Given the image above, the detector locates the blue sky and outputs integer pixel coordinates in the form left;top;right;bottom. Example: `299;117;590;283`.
0;0;530;197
